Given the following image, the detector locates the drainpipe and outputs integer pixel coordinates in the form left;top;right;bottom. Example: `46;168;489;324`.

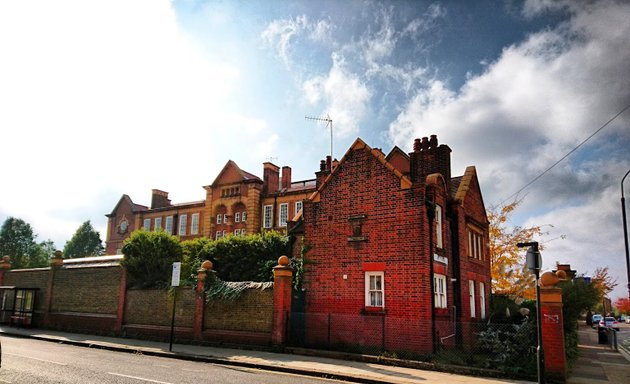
426;198;436;353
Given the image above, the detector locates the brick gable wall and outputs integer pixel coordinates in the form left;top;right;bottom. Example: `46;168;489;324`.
302;146;434;352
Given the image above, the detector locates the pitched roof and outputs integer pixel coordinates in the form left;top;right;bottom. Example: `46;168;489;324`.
106;194;147;217
209;160;262;188
454;166;488;222
308;138;412;203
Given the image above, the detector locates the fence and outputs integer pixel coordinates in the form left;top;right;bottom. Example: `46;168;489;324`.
288;312;537;375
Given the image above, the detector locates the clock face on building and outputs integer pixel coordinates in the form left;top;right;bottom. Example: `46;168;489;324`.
118;219;129;234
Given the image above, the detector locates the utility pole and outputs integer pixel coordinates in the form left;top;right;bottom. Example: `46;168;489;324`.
621;169;630;300
305;115;333;159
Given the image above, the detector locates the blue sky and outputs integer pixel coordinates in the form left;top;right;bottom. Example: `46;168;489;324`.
1;0;629;300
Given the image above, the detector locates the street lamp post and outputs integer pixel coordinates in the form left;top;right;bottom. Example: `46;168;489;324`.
622;169;630;301
518;241;545;384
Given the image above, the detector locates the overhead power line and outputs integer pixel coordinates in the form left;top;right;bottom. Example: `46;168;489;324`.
498;103;630;205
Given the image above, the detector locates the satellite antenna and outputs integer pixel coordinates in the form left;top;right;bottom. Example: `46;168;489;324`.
266;156;278;163
305;114;333;159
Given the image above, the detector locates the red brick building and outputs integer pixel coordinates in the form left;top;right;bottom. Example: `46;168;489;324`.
291;135;490;354
105;160;316;255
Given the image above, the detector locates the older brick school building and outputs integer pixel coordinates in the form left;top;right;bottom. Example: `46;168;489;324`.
104;135;490;354
290;135;490;353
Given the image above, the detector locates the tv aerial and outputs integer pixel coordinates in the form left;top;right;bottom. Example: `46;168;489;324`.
305;114;333;159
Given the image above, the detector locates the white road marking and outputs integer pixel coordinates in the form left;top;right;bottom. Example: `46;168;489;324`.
107;372;174;384
6;353;67;366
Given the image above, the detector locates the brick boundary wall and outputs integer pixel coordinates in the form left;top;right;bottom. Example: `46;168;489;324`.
0;255;293;348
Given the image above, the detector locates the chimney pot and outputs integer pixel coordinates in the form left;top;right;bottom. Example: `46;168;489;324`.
326;155;332;171
413;138;421;152
429;135;438;148
421;137;429;151
320;160;326;171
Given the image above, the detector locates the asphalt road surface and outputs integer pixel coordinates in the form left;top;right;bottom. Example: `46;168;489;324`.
0;336;347;384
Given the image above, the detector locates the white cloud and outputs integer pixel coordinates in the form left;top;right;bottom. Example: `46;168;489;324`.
388;1;630;299
0;0;277;248
302;53;371;138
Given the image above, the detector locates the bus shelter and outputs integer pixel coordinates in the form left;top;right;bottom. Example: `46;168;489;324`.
0;287;38;328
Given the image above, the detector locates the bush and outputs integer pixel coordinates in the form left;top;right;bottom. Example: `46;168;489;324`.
121;230;182;288
196;231;289;282
476;318;537;373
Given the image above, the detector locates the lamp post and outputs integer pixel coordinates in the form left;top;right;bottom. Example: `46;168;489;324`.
622;169;630;301
518;241;545;384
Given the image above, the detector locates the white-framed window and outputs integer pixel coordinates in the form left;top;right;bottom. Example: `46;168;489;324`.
143;219;151;231
154;217;162;231
179;214;187;236
468;227;484;260
263;205;273;228
434;274;447;308
435;204;443;249
234;229;240;236
365;272;384;308
191;213;200;235
216;231;221;239
242;211;247;222
165;216;173;234
241;228;246;235
216;214;222;225
279;203;288;227
222;230;226;237
235;212;240;223
295;201;303;216
480;282;486;320
223;214;228;224
469;280;476;318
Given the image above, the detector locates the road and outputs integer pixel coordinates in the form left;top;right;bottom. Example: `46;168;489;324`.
0;336;346;384
616;322;630;354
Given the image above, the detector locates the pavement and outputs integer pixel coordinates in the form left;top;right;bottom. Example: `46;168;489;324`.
567;323;630;384
0;324;627;384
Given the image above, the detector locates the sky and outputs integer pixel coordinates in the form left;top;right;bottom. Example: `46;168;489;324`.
1;0;629;300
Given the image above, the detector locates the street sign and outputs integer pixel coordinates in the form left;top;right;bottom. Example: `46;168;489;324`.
171;262;181;287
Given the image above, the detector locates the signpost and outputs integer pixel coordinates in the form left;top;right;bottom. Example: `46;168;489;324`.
169;262;181;352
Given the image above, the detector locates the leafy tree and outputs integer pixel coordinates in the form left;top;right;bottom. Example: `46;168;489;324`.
559;277;600;362
614;297;630;314
63;220;104;258
488;201;548;298
121;230;182;289
30;239;56;268
0;217;41;269
591;267;617;299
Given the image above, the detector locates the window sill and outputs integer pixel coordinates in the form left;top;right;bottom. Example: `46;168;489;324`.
362;307;386;315
348;236;367;242
434;308;449;316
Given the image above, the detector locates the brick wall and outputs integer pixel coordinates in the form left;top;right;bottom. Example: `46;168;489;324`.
204;289;273;333
124;287;195;328
302;145;434;353
51;266;121;314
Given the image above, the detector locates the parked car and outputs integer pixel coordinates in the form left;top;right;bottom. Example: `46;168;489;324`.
591;314;603;328
599;317;620;331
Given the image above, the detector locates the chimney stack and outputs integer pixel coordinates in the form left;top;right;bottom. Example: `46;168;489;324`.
151;189;171;209
263;162;280;195
409;134;452;185
281;166;292;189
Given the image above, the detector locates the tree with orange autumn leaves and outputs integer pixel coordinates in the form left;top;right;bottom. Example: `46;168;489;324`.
488;201;549;299
489;201;617;303
615;297;630;314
